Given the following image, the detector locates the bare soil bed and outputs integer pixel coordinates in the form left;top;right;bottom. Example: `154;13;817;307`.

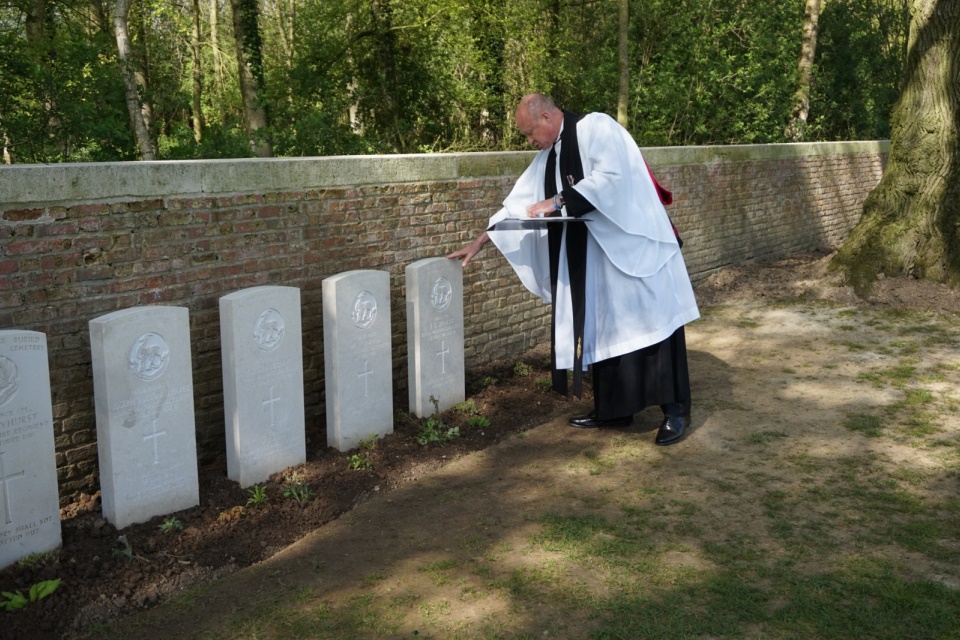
3;249;959;640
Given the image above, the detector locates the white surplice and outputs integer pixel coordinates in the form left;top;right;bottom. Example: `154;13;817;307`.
488;112;700;370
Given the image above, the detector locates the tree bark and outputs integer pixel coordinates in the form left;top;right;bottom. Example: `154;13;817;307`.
229;0;272;156
784;0;821;141
191;0;205;142
25;0;47;46
133;1;154;136
210;0;224;86
617;0;629;127
113;0;155;160
831;0;960;291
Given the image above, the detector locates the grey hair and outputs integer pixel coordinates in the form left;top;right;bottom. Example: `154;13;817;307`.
518;94;558;116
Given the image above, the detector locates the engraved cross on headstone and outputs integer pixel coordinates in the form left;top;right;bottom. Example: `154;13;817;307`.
436;340;449;374
143;419;167;465
358;360;373;398
262;385;281;429
0;450;26;525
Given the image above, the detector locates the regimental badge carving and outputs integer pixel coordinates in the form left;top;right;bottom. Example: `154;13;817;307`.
254;308;285;351
430;277;453;312
0;356;19;407
351;291;378;329
129;332;170;381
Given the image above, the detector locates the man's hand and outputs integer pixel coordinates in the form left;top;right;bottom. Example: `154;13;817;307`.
447;231;491;267
526;197;558;218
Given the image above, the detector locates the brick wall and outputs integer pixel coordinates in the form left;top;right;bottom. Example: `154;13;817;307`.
0;142;888;502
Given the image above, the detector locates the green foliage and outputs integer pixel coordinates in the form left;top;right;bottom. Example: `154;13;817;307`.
467;415;491;429
0;0;907;161
246;484;269;507
0;579;61;612
347;453;372;471
282;482;315;507
810;0;908;141
417;396;460;445
158;518;184;533
14;552;56;569
113;535;136;563
452;400;481;415
512;361;532;376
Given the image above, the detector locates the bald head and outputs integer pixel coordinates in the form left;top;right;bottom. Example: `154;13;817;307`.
515;94;563;150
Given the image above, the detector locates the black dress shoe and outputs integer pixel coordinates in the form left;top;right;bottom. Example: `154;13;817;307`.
655;414;689;446
568;411;633;429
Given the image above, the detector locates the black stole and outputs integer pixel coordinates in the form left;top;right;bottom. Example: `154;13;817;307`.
545;111;589;398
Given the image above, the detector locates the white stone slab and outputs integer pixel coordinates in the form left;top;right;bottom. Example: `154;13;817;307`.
406;258;465;417
0;331;62;570
220;286;305;487
89;306;199;529
322;270;393;451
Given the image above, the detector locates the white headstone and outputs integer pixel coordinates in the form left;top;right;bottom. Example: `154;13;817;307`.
0;331;62;570
322;270;393;451
406;258;465;417
90;306;199;529
220;286;305;487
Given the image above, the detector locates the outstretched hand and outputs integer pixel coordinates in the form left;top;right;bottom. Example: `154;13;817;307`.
526;197;557;218
447;231;491;267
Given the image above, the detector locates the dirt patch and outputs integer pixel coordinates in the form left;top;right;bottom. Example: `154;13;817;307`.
2;249;959;640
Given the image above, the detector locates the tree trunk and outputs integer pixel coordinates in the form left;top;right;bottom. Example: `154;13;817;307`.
210;0;224;86
784;0;821;141
831;0;960;292
370;0;402;150
25;0;47;46
191;0;205;142
229;0;272;156
113;0;155;160
133;1;154;136
616;0;629;127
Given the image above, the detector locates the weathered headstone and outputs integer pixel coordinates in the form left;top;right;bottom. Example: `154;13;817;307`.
220;286;305;487
406;258;465;417
322;270;393;451
0;331;62;570
90;306;199;529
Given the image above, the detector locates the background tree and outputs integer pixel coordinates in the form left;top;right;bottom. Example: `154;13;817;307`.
0;0;913;162
784;0;822;141
230;0;272;156
831;0;960;290
113;0;154;159
617;0;629;127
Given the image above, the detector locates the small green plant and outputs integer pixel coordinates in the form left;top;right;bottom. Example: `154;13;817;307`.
513;361;532;376
283;482;315;507
158;517;184;533
467;415;491;429
452;400;481;415
347;452;372;471
0;578;61;612
14;552;56;570
359;434;379;450
112;535;135;563
469;375;497;393
246;484;269;506
417;396;460;445
534;377;552;392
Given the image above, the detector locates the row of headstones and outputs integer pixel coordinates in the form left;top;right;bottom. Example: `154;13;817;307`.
0;257;464;570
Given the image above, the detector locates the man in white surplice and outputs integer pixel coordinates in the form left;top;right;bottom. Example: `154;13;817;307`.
449;94;699;446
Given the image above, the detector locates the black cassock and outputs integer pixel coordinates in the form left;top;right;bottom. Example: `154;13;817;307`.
545;110;692;420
